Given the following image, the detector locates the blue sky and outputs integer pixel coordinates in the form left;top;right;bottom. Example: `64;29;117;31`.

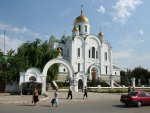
0;0;149;70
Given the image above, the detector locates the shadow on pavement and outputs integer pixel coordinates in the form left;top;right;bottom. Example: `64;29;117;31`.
113;104;129;108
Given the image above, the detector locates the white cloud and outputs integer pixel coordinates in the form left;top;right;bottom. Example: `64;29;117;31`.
138;29;144;42
97;6;105;14
139;29;144;38
0;35;23;53
119;35;136;46
113;49;133;60
138;54;150;61
0;23;29;33
112;0;143;24
0;23;41;38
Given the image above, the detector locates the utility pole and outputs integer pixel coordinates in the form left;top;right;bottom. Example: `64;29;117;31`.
4;30;5;55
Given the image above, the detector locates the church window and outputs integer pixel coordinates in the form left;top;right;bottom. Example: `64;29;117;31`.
96;51;98;59
106;66;108;74
105;52;107;60
78;48;80;57
85;25;87;32
78;63;80;72
79;25;81;32
89;49;90;58
92;47;95;59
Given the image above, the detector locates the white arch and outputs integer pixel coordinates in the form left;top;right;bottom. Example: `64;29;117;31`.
42;58;74;78
41;58;77;94
88;64;101;80
85;35;101;45
89;64;100;74
76;72;87;88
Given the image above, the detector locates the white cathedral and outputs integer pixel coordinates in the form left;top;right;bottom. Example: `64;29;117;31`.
49;9;121;88
19;8;121;94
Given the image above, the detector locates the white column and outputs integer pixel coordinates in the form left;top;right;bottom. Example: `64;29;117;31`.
83;77;87;87
109;48;113;75
110;76;114;88
131;77;135;88
41;75;46;94
138;79;141;86
73;77;78;92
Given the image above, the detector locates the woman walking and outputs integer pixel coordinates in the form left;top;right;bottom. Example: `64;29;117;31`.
33;88;39;106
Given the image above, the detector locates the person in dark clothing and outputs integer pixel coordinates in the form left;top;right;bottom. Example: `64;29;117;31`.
67;87;72;100
83;86;88;99
128;86;131;93
32;88;39;106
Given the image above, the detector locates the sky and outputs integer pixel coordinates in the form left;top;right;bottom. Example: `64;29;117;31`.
0;0;149;70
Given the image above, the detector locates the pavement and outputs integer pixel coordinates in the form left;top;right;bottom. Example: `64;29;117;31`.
0;91;122;105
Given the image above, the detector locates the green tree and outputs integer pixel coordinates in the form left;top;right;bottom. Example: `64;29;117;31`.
17;38;59;82
132;66;148;85
120;70;128;85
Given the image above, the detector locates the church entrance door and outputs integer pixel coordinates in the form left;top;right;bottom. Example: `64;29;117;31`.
91;68;97;86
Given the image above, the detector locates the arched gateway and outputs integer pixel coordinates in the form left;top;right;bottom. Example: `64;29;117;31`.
19;57;79;95
41;57;78;94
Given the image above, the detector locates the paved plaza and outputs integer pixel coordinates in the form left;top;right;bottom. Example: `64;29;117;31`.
0;92;150;113
0;91;121;104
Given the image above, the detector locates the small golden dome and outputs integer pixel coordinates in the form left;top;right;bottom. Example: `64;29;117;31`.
74;15;89;24
72;26;79;32
98;32;104;37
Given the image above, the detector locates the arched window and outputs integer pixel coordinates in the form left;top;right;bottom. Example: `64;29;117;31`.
89;49;90;58
92;47;95;59
105;52;107;60
85;25;87;32
96;51;98;59
78;25;81;32
78;63;80;72
78;48;80;57
106;66;108;74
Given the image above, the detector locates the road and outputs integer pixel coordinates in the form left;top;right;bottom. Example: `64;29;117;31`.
0;99;150;113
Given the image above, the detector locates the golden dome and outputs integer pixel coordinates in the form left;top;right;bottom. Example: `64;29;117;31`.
74;8;89;24
74;15;89;24
72;26;79;32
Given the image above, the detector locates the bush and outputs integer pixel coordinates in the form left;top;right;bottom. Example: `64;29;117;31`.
55;81;69;88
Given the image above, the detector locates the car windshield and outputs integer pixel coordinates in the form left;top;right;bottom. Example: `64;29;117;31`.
128;92;138;96
145;92;150;96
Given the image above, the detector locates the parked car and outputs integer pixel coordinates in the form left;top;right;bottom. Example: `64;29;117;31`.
120;91;150;107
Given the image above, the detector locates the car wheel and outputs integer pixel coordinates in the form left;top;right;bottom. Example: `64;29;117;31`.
137;101;142;107
125;103;129;106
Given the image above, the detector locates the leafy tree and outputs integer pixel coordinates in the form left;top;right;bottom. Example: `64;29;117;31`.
132;66;148;85
120;70;128;85
17;38;59;82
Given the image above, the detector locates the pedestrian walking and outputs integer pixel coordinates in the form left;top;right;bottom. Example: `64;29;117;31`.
128;85;131;93
32;88;39;106
53;88;59;107
66;86;72;100
132;87;135;91
83;86;88;99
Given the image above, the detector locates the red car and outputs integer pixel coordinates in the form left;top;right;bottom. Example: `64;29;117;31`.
120;91;150;107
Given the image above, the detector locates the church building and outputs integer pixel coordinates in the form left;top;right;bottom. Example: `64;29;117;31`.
49;8;120;88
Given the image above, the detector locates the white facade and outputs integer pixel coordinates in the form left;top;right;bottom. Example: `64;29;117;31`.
50;9;120;86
